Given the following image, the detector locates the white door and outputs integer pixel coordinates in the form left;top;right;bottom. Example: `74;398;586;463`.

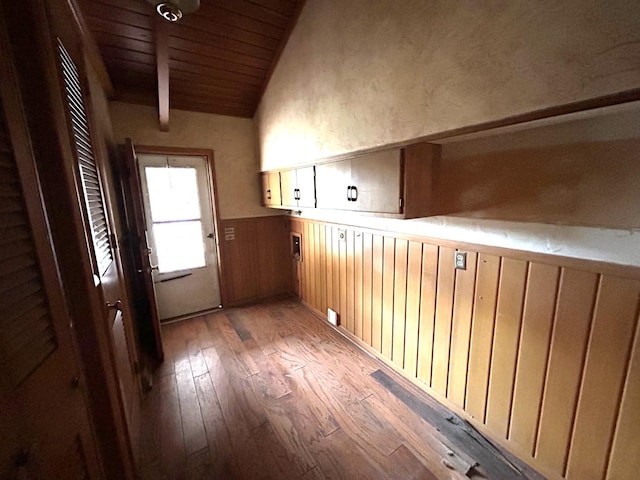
137;154;222;320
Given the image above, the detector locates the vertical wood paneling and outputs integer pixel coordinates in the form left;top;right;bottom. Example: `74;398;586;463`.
510;263;560;454
332;227;340;318
448;251;478;408
371;235;384;352
318;223;327;315
392;239;408;368
314;223;322;311
346;229;355;334
362;233;373;346
221;216;292;305
606;307;640;480
381;236;396;359
466;254;501;421
292;219;640;480
354;231;363;338
566;276;640;480
304;221;313;307
535;269;599;475
325;225;334;311
403;242;423;378
339;227;347;326
486;258;528;438
416;244;438;386
432;247;456;395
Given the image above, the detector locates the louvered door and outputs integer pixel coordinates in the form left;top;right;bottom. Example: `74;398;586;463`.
0;23;101;478
56;37;139;459
58;40;113;277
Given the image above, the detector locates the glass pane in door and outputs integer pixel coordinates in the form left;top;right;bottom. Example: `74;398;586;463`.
153;221;206;273
144;165;207;273
145;166;201;222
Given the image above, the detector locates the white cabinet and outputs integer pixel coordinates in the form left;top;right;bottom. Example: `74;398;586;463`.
316;148;403;214
280;166;316;208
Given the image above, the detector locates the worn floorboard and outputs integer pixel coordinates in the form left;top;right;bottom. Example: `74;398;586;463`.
139;299;538;479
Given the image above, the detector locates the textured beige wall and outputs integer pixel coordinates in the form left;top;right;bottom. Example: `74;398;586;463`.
437;107;640;230
257;0;640;170
110;101;274;220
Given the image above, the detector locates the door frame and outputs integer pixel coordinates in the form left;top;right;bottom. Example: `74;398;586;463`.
132;145;229;308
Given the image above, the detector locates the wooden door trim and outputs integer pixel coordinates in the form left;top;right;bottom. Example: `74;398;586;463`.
133;145;228;306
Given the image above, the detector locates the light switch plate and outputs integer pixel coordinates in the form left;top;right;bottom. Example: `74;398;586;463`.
455;251;467;270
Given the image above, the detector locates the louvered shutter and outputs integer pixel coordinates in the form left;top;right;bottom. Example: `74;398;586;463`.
57;39;112;276
0;98;57;390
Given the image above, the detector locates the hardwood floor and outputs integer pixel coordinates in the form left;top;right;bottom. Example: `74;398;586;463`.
138;299;530;480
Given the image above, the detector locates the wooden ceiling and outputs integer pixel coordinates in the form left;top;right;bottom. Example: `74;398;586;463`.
78;0;305;119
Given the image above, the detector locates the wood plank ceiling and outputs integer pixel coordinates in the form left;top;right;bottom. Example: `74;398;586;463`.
78;0;305;118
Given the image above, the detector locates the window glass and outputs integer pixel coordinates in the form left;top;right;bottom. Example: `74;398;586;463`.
153;221;206;273
145;166;201;222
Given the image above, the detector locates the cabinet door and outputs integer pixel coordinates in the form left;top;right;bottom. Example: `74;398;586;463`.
350;148;402;213
262;171;281;206
280;169;297;207
270;171;282;206
315;160;351;210
296;166;316;208
261;172;272;206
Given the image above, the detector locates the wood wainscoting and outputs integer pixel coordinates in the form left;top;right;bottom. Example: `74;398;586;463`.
219;215;292;306
291;217;640;480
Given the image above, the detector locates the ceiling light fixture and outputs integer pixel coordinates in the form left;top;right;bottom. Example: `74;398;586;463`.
148;0;200;22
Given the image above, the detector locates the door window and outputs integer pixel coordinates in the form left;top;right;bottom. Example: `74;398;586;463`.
143;166;206;273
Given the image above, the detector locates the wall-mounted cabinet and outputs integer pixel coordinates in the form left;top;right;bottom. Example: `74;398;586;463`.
261;142;439;219
280;166;316;208
315;148;404;213
261;171;281;207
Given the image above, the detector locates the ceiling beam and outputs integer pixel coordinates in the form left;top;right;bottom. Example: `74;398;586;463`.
155;17;169;131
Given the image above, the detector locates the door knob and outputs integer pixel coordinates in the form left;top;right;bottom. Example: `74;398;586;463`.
106;300;122;311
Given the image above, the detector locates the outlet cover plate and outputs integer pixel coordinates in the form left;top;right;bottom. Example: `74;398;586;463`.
327;308;338;326
455;251;467;270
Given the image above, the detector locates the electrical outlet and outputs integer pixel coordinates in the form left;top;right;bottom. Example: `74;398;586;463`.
327;308;339;326
455;251;467;270
338;229;346;242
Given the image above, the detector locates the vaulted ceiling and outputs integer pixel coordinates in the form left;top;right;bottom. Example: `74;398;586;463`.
78;0;305;119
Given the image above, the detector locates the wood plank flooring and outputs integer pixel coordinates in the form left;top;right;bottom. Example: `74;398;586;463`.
138;299;526;480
